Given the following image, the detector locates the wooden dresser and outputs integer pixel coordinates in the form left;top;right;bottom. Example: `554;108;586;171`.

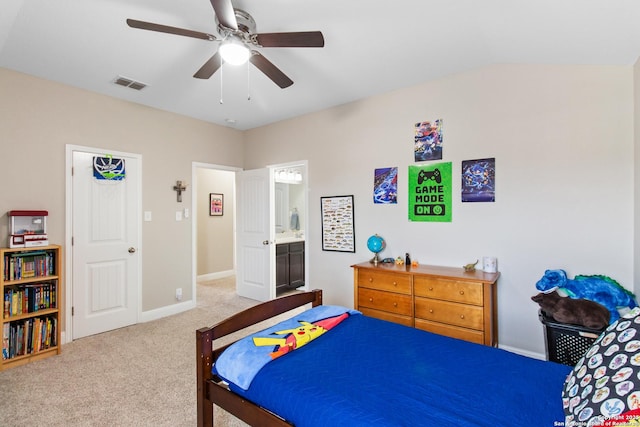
352;262;499;346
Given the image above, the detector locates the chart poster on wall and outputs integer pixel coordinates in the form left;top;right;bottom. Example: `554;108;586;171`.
414;119;443;162
373;167;398;204
408;162;452;222
462;158;496;202
93;156;125;180
320;195;355;252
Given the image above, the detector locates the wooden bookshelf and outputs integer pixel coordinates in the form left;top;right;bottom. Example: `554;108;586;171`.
1;245;62;370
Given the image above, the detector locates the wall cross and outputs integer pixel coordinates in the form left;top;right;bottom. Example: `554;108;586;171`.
173;180;187;202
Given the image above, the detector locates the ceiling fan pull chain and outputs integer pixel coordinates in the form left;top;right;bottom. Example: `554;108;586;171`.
219;60;224;104
247;60;251;101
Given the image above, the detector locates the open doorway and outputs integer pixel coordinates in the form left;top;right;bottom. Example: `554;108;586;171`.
192;161;308;303
192;163;240;306
272;163;307;296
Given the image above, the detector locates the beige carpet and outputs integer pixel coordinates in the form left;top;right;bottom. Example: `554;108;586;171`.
0;277;267;427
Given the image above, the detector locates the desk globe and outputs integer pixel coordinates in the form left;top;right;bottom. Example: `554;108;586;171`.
367;234;385;265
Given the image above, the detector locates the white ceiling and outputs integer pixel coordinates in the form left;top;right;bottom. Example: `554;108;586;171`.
2;0;640;130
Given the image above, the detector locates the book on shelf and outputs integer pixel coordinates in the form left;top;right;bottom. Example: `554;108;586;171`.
2;250;55;282
11;291;18;316
3;283;56;319
2;323;9;360
2;315;56;360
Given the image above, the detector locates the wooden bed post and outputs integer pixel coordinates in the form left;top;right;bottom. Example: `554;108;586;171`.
196;327;214;427
313;288;322;307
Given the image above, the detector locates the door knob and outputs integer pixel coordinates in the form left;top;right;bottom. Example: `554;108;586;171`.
128;247;136;253
263;240;270;245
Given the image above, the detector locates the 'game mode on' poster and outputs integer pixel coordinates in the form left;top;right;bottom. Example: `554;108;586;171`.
408;162;452;222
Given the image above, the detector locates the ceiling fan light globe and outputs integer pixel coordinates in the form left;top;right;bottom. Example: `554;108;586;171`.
219;40;251;65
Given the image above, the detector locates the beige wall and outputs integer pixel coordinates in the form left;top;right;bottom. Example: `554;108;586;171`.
0;68;244;321
245;64;635;356
196;168;235;276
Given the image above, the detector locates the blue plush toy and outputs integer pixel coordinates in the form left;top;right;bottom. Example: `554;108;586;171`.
536;269;637;324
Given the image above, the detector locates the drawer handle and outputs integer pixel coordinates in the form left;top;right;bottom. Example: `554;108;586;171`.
368;278;373;282
369;298;373;302
460;314;465;319
393;281;397;286
429;309;434;313
393;302;398;307
428;287;433;291
459;290;465;295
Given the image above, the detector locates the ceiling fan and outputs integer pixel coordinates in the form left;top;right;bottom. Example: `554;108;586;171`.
126;0;324;88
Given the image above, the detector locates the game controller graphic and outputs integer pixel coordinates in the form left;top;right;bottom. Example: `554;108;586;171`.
417;168;441;184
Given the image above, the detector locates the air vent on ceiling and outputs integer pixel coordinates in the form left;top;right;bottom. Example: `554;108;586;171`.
113;76;147;91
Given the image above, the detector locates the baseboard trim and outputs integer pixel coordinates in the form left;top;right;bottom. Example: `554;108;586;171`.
197;270;235;282
499;344;546;361
140;299;195;323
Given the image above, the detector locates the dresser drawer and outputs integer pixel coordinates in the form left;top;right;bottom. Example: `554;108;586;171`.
360;307;413;327
357;270;411;295
358;288;412;316
415;318;484;344
414;297;483;330
414;277;483;305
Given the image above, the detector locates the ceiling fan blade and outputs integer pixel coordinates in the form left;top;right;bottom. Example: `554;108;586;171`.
126;19;216;41
250;52;293;89
194;52;222;79
210;0;238;30
255;31;324;48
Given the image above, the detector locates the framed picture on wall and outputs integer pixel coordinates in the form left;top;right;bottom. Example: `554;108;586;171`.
321;195;355;252
210;193;223;216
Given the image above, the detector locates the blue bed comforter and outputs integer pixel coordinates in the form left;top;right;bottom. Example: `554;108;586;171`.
217;312;570;427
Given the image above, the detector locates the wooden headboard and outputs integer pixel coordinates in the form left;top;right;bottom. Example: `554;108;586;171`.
196;289;323;426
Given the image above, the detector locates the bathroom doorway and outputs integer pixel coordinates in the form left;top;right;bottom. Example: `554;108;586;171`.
272;162;308;296
194;161;308;302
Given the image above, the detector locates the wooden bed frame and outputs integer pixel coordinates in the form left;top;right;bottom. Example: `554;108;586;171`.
196;289;323;427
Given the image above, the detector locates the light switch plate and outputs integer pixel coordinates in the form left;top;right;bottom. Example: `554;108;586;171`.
175;211;182;221
144;211;152;222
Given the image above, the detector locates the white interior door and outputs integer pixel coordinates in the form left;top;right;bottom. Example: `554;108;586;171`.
72;150;140;339
236;168;274;301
